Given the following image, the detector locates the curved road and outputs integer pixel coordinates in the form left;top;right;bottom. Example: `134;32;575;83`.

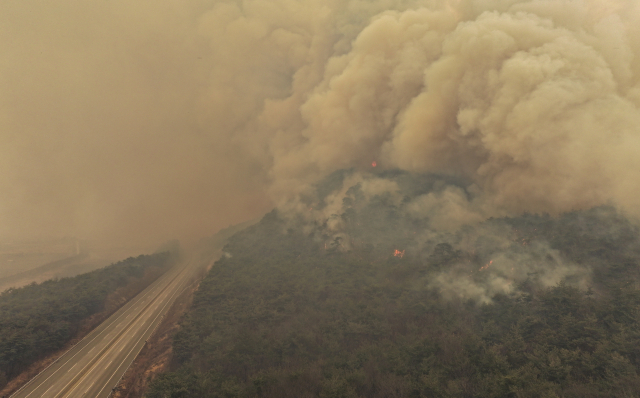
11;257;199;398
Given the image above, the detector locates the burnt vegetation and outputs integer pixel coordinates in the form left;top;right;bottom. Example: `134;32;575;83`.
149;172;640;398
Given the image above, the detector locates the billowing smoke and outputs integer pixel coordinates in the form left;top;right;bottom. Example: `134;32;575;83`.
281;169;598;303
264;0;640;219
2;0;640;249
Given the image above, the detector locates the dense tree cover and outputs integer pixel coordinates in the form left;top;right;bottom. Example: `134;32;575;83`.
148;172;640;397
0;252;175;387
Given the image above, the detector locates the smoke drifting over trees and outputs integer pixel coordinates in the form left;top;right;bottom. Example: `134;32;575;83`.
146;200;640;397
2;0;640;245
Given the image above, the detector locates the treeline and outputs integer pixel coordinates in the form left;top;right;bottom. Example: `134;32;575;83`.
147;206;640;397
0;252;175;388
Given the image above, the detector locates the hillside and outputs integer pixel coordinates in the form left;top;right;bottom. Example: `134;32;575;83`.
148;172;640;398
0;251;177;392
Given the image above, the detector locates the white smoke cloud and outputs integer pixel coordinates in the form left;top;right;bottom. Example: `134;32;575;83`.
428;240;589;304
407;186;485;230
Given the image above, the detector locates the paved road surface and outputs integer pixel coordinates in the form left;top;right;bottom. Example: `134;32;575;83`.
11;257;199;398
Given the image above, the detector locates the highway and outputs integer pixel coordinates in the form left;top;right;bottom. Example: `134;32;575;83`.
10;257;199;398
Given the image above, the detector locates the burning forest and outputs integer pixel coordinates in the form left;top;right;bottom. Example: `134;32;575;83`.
4;0;640;396
147;172;640;396
2;0;640;248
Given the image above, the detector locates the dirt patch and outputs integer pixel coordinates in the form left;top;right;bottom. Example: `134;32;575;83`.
0;265;170;397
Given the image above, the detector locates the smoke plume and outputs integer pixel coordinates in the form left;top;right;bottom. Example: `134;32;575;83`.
2;0;640;247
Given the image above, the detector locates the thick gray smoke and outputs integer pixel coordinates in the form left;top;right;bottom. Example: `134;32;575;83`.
264;0;640;219
1;0;640;247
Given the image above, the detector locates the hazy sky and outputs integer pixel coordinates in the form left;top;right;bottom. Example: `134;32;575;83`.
2;0;640;247
0;0;274;246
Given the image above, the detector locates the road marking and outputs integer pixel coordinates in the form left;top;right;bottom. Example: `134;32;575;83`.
41;384;55;397
84;380;96;395
17;289;157;398
96;269;194;398
54;266;189;398
13;265;183;398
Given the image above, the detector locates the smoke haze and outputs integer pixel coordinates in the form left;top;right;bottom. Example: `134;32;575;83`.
2;0;640;246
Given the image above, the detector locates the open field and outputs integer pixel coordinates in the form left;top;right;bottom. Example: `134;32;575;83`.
0;240;152;292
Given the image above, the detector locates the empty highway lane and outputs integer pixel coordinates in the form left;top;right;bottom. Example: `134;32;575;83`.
11;256;199;398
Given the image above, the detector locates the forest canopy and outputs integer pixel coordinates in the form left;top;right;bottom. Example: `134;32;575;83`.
148;171;640;398
0;252;175;388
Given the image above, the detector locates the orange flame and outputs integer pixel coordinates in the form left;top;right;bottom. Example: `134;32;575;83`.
393;249;405;258
479;260;492;272
371;161;377;167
